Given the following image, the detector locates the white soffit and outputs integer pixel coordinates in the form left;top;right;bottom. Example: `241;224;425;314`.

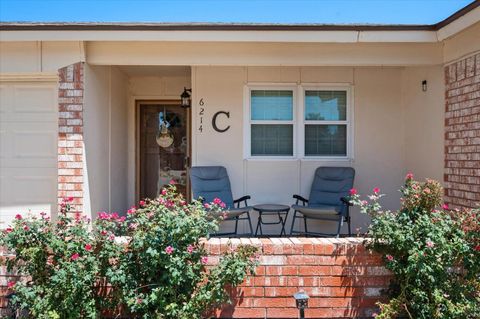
437;6;480;41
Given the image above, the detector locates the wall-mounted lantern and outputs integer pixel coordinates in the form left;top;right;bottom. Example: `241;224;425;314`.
422;80;427;92
181;87;192;108
293;291;309;319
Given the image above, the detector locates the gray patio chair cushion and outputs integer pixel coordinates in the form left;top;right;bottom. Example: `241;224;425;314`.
291;205;339;218
306;166;355;216
190;166;235;208
210;206;253;219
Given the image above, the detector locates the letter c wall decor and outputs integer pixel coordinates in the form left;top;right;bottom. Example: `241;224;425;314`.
212;111;230;133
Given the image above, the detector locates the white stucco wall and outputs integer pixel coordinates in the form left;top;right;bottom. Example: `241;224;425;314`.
84;65;128;216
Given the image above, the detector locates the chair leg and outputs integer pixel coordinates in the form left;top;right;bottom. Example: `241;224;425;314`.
336;217;344;238
347;216;351;236
304;216;308;235
234;217;239;237
246;212;253;236
290;211;297;235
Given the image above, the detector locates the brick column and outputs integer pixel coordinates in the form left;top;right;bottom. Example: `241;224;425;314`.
57;62;84;213
444;53;480;209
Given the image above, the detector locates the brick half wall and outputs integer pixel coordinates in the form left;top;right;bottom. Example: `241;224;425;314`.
444;53;480;209
1;237;389;318
207;237;390;318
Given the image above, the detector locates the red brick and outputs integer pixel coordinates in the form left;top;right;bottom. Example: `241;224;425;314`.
266;307;300;317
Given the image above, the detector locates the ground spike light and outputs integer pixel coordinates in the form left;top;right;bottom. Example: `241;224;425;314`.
293;291;309;319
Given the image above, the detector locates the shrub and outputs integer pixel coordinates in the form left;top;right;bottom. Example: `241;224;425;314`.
350;175;480;319
1;184;258;319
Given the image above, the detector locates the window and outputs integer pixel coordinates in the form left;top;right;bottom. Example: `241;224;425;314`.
249;89;295;156
245;85;352;159
303;89;349;157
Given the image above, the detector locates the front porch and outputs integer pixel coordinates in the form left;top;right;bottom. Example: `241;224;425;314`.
59;60;447;236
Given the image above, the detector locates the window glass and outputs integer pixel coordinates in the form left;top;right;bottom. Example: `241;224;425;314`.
251;124;293;156
251;90;293;121
305;124;347;156
305;90;346;121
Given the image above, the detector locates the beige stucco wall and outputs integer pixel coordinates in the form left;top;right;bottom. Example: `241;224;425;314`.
192;66;412;234
402;66;445;182
84;65;129;217
0;41;84;73
443;21;480;64
87;41;443;67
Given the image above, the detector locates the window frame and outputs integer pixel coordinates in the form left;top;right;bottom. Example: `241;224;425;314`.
243;83;354;160
299;84;354;160
244;84;298;159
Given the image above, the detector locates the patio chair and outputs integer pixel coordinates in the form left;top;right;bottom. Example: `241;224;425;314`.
290;166;355;237
190;166;253;237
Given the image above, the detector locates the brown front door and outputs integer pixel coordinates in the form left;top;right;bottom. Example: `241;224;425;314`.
137;101;190;201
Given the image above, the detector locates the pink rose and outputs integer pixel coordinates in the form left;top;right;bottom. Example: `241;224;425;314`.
15;214;22;220
373;187;380;194
213;198;223;205
201;256;208;265
136;298;143;304
405;172;414;180
40;212;46;216
386;254;394;261
127;206;137;214
187;245;194;254
7;281;15;289
165;246;174;255
71;253;80;261
169;179;176;185
100;230;107;236
5;227;13;233
85;244;93;252
139;200;146;207
161;188;167;195
349;188;357;195
98;212;109;220
23;225;30;231
204;203;210;209
426;240;434;248
442;203;449;210
129;223;138;230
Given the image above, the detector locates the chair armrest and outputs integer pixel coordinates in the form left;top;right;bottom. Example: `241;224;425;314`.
234;195;251;207
341;197;353;206
293;194;308;205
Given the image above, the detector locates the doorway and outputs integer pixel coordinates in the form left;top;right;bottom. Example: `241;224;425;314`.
137;100;190;201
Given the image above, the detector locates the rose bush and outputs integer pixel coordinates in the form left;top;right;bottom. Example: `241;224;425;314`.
350;175;480;319
1;184;258;319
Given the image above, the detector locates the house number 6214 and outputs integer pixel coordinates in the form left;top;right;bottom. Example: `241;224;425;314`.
198;98;205;133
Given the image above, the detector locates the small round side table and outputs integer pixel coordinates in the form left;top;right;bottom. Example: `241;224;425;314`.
253;204;290;237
